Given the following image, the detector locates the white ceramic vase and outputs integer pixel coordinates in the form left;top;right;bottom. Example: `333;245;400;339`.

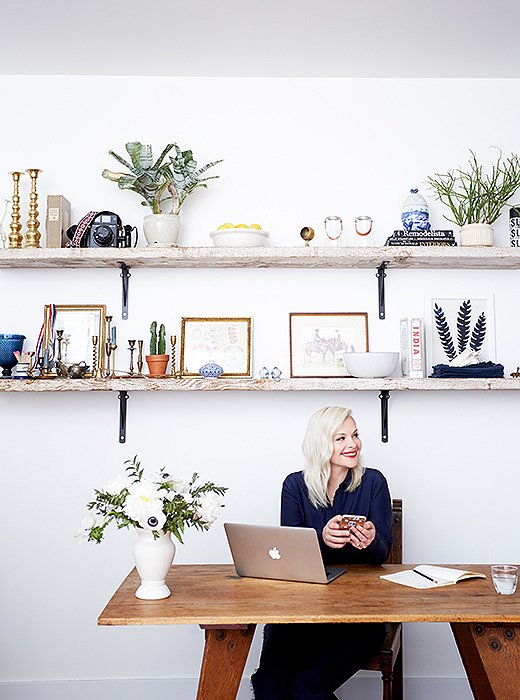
133;529;176;600
143;214;181;247
459;223;494;247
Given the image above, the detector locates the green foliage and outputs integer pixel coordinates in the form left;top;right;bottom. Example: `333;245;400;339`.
158;324;166;355
102;141;222;214
149;321;166;355
150;321;157;355
426;149;520;226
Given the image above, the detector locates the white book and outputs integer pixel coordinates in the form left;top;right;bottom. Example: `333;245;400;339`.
400;317;425;377
381;565;486;589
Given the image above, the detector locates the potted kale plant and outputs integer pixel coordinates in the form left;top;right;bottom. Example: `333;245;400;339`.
426;149;520;246
102;142;222;247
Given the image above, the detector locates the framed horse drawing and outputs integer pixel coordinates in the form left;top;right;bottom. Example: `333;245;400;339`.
289;312;369;378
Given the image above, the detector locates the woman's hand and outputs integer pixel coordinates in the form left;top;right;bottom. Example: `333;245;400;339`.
349;520;376;550
322;515;352;549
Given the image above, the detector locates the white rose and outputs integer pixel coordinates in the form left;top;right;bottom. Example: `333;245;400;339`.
104;475;131;495
74;514;97;543
195;493;222;525
125;480;163;522
138;509;166;531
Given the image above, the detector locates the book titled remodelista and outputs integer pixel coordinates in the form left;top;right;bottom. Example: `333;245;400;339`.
380;565;486;589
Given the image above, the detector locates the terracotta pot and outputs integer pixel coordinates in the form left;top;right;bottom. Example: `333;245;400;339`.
145;354;169;377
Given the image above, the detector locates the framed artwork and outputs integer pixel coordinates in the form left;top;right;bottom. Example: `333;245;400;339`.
43;304;107;370
180;317;252;377
426;295;496;368
289;312;369;378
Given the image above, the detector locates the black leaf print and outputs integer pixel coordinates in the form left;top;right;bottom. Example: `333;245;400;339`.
434;303;456;360
457;300;471;354
470;312;487;353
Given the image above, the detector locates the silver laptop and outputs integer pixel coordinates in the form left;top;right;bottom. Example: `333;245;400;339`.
224;522;346;584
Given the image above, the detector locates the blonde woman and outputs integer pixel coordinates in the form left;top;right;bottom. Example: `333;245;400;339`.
251;406;392;700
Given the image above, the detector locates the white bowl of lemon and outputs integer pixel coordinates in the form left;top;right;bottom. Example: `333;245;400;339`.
210;223;270;247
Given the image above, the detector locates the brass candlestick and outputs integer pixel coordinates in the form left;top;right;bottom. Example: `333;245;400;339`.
128;340;136;375
137;340;143;376
92;335;100;378
110;343;117;378
55;330;64;362
105;341;112;378
24;169;43;248
170;335;180;378
8;171;24;249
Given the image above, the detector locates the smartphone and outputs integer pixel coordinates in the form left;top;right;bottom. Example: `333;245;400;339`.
338;514;366;530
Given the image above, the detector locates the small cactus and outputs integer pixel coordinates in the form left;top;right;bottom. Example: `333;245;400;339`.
158;324;166;355
150;321;157;355
150;321;167;355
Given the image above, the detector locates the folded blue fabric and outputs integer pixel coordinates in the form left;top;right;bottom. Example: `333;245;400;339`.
429;362;504;378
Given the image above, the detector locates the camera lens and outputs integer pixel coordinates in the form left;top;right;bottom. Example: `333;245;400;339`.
93;225;114;246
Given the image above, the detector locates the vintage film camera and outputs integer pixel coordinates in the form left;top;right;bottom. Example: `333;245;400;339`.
66;211;138;248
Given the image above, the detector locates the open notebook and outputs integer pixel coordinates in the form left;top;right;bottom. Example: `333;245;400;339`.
381;565;486;589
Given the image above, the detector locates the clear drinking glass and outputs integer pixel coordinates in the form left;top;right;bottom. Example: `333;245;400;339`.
491;565;518;595
324;216;343;245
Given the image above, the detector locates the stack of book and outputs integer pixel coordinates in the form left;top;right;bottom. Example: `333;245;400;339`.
385;230;456;246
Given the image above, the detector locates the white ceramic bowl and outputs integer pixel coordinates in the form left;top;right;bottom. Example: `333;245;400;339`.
343;352;400;378
209;228;270;247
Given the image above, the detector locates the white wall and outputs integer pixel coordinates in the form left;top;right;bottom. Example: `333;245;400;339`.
1;76;519;698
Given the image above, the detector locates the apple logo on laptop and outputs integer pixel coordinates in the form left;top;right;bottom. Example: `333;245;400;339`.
268;547;281;560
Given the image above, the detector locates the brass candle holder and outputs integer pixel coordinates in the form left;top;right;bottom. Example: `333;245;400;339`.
92;335;100;378
110;343;117;378
170;335;181;378
24;168;43;248
56;330;64;362
128;340;136;376
105;340;112;378
8;171;24;249
137;340;143;376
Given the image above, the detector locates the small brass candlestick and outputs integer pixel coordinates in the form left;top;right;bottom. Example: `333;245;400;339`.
110;343;117;378
24;168;43;248
92;335;100;378
106;316;113;347
170;335;181;378
137;340;144;376
8;171;24;249
55;330;64;362
128;339;136;375
105;340;112;378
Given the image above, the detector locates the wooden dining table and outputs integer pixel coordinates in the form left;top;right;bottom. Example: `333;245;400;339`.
98;563;520;700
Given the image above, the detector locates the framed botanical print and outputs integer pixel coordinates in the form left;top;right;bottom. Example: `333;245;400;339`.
290;312;369;378
43;304;106;370
180;317;252;377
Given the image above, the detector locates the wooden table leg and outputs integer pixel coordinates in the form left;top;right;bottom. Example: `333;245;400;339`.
451;623;520;699
197;624;256;700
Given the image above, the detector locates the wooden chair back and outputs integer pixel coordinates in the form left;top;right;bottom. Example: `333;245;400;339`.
386;499;403;565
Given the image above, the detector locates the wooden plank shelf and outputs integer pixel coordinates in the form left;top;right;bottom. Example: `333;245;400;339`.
1;377;519;392
1;246;520;269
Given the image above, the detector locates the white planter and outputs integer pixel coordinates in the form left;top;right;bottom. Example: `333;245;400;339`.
143;214;181;247
460;223;494;247
133;529;176;599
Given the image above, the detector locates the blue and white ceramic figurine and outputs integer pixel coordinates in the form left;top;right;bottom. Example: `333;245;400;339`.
401;188;431;232
199;361;224;379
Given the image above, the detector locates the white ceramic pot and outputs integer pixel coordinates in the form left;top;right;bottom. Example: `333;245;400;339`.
459;223;494;247
133;530;176;600
143;214;181;247
209;228;270;247
342;352;400;378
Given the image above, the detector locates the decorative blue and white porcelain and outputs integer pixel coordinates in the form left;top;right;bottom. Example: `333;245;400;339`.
271;366;282;380
401;188;431;232
259;367;270;379
198;361;224;379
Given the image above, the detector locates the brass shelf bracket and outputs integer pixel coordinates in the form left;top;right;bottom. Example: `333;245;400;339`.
118;262;131;320
379;390;390;443
376;261;389;320
118;390;129;443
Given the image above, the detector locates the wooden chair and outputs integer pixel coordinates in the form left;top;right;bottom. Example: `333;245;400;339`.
361;498;403;700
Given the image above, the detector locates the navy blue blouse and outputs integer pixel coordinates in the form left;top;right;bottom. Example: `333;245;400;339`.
281;468;392;566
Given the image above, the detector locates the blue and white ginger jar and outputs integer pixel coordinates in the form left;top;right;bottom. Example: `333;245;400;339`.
199;361;224;379
401;188;431;232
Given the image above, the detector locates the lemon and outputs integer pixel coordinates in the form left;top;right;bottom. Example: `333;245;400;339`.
249;223;262;230
235;223;248;228
218;223;234;230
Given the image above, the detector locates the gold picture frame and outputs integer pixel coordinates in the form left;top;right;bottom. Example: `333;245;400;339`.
289;312;369;378
43;304;107;372
180;317;252;377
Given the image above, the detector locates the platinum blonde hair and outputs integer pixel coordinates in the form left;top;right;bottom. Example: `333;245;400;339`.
302;406;365;509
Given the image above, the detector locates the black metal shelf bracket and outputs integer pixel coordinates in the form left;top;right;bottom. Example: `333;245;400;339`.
118;390;129;443
376;261;389;320
379;390;390;443
118;262;131;320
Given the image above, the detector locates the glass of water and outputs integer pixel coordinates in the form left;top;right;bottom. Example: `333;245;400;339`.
491;565;518;595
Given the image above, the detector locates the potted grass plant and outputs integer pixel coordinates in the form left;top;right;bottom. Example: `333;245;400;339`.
426;149;520;246
145;322;169;377
102;142;222;247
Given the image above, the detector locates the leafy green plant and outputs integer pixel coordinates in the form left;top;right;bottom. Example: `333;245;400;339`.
102;142;223;215
149;321;166;355
426;149;520;226
76;456;228;544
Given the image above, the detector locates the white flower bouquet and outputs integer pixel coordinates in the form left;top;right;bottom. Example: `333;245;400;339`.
77;456;227;544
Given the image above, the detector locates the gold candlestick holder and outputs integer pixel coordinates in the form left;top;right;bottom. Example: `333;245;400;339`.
92;335;100;378
110;343;117;378
137;340;143;376
24;169;43;248
8;171;24;249
170;335;181;378
56;330;64;362
105;341;112;378
128;340;136;376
